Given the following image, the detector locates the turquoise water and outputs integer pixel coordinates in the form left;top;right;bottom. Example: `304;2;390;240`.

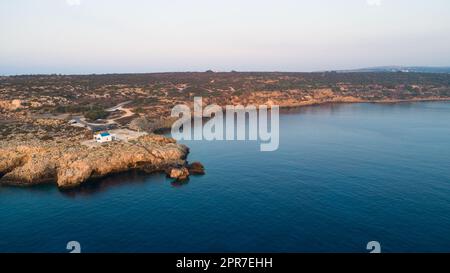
1;102;450;253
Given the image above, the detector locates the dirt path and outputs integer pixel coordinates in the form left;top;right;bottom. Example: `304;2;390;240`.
72;101;135;130
112;106;134;121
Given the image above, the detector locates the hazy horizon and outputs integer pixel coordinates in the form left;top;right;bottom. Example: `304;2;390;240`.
3;65;450;77
1;0;450;75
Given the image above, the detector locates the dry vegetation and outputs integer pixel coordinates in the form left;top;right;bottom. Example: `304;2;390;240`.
1;71;450;136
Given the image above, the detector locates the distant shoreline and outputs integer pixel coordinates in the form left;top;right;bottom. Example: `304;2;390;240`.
276;96;449;109
278;97;450;110
152;98;450;134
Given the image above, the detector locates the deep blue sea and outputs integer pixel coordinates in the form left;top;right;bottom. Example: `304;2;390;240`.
1;102;450;253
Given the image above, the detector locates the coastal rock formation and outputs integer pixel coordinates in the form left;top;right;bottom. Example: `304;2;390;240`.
0;134;190;188
187;162;205;175
129;116;152;132
2;72;449;188
129;116;179;133
167;167;190;181
241;89;365;109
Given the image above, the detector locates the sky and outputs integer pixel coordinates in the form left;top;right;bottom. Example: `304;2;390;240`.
1;0;450;75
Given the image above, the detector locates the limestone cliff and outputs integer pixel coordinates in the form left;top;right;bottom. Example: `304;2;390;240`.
0;134;189;188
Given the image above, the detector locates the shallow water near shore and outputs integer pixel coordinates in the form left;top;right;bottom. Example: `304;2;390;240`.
1;102;450;253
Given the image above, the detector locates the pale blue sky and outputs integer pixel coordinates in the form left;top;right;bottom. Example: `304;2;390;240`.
1;0;450;75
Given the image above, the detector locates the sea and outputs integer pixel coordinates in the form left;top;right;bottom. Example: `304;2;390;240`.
1;101;450;253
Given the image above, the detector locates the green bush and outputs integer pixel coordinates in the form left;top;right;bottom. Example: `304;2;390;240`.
84;106;109;121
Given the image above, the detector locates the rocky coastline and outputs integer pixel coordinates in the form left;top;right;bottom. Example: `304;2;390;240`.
0;134;202;188
2;72;450;188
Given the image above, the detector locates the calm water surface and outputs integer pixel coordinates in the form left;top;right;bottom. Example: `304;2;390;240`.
1;102;450;253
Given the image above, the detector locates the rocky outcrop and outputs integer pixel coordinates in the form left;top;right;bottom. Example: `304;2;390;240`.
129;116;152;132
129;116;178;133
167;167;190;181
0;134;191;188
240;89;365;108
187;162;205;175
0;99;22;110
164;162;205;182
